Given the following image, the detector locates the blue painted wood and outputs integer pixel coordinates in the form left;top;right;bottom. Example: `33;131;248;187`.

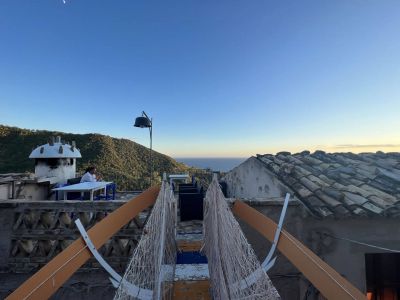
176;251;208;264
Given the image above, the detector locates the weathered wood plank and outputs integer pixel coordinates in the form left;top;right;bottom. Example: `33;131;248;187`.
177;240;202;252
173;280;211;300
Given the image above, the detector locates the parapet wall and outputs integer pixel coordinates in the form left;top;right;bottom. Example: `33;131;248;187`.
2;198;394;299
0;199;149;274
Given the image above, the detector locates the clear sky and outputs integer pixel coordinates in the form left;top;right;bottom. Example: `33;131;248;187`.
0;1;399;157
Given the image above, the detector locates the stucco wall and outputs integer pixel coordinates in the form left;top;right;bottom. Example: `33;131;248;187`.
223;157;293;200
0;182;49;200
35;158;76;184
236;202;400;299
302;217;400;292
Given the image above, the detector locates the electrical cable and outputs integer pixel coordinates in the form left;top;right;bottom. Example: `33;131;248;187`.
318;232;400;253
282;231;357;299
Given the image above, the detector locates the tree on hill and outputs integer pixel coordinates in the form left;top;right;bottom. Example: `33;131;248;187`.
0;125;209;190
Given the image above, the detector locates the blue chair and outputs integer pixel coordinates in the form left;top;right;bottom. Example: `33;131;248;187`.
95;183;117;201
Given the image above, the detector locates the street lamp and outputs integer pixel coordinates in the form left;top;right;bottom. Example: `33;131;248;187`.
134;111;153;187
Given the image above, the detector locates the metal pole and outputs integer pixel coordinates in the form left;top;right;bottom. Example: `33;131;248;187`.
149;120;153;188
141;111;153;188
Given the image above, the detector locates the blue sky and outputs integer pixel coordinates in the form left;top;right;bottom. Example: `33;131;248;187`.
0;1;399;157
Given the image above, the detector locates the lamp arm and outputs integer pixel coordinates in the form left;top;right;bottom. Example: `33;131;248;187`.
138;111;153;187
142;111;151;123
149;118;153;187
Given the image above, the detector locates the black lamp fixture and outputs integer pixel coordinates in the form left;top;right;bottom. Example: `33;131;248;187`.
134;111;153;187
134;116;151;128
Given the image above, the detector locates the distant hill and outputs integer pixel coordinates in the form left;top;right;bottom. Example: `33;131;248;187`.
0;125;207;190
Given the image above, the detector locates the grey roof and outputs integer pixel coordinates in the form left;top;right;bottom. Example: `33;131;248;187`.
256;151;400;218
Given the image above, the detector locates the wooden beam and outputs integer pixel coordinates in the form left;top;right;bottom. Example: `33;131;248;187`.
232;200;366;300
177;240;203;252
6;186;160;300
173;280;211;300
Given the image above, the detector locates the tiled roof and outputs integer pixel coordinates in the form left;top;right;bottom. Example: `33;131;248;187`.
256;151;400;218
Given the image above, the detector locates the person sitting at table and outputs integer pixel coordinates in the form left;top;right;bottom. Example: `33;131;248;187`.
80;166;100;183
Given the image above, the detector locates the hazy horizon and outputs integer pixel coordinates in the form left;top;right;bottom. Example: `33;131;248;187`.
2;123;399;158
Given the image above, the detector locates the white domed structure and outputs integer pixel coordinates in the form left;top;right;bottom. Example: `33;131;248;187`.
29;136;82;184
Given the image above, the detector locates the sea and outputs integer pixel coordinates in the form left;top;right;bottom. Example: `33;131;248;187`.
175;157;247;172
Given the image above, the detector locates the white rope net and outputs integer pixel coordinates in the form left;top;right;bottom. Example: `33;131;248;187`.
114;181;177;300
203;177;280;300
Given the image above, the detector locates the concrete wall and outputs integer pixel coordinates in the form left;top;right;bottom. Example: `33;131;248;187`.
0;199;148;299
302;217;400;293
0;184;11;199
0;182;49;200
0;270;115;300
223;157;293;200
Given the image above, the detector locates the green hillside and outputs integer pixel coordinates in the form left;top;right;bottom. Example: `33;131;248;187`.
0;125;209;190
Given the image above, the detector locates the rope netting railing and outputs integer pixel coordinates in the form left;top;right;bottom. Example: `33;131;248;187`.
114;180;177;300
203;177;281;300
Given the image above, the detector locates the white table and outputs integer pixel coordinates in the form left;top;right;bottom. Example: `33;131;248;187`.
53;182;113;201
